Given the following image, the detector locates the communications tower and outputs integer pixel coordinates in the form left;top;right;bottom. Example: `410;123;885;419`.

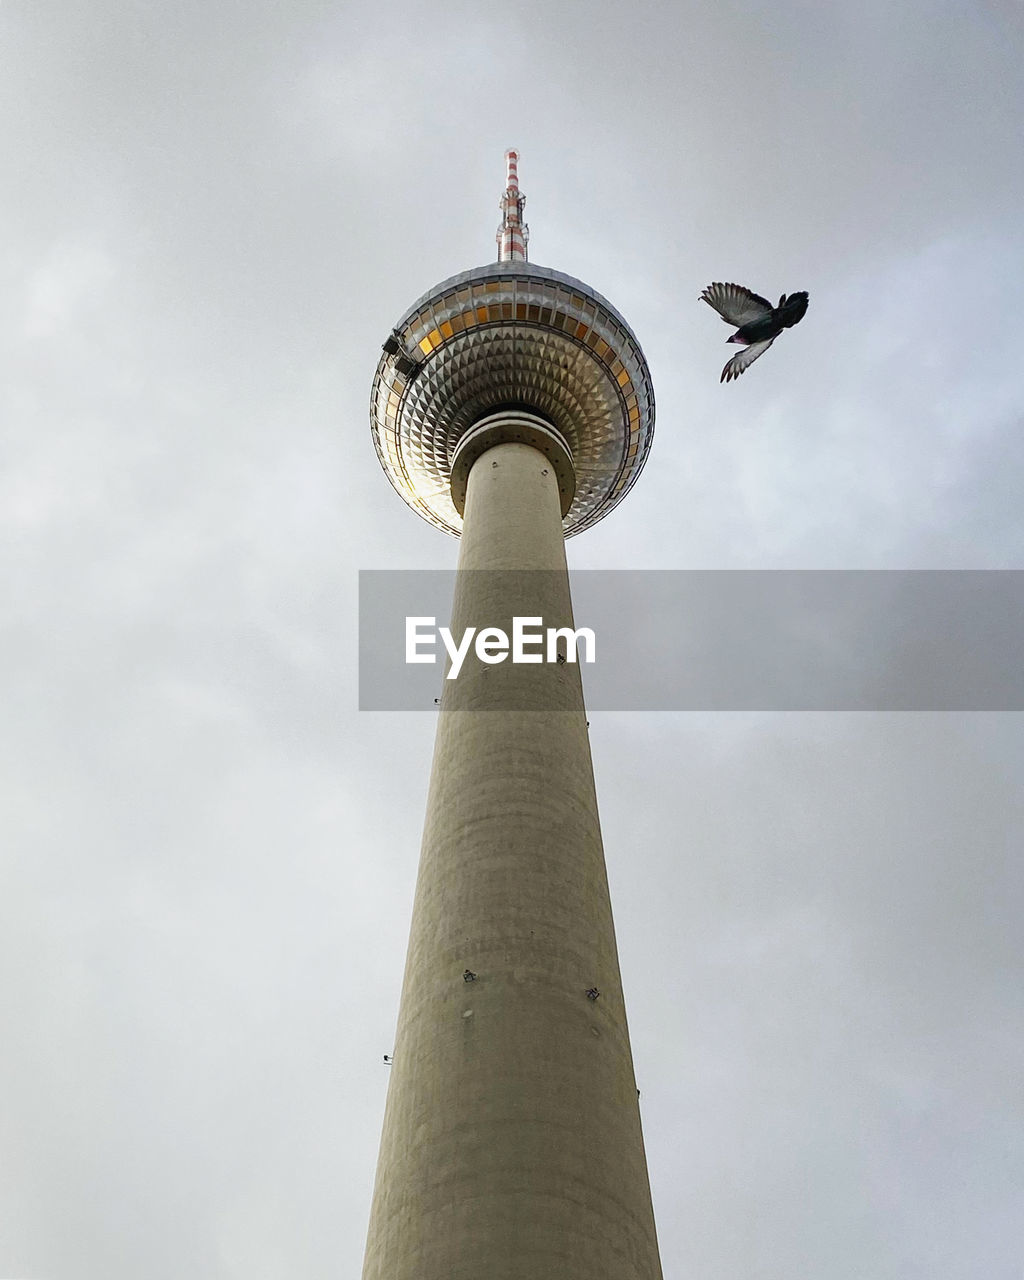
364;152;660;1279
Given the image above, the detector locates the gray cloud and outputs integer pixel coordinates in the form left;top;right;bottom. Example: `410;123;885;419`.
2;0;1022;1277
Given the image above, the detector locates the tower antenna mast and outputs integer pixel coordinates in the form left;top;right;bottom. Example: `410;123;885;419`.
496;147;529;262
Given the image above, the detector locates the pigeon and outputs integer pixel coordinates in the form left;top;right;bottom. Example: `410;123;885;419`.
699;283;809;383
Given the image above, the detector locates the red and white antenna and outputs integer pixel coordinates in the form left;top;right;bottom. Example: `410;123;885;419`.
496;148;529;262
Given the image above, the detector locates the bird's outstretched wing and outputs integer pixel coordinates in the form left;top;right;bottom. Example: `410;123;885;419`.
721;338;775;383
700;282;773;327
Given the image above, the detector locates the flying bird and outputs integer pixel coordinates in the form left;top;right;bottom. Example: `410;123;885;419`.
699;283;809;383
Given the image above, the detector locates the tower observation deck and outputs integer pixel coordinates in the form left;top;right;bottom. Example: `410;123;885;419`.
362;153;662;1280
370;150;655;539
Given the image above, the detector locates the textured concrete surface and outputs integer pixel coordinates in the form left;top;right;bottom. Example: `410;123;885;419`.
362;438;663;1280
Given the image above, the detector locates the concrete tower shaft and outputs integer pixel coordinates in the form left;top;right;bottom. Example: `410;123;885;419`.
361;421;663;1280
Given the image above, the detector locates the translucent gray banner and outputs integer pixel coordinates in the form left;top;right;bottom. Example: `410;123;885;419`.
358;571;1024;711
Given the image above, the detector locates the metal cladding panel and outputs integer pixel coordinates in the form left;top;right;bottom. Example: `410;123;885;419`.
370;261;655;538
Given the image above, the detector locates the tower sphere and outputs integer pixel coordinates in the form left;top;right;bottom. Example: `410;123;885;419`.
370;260;655;537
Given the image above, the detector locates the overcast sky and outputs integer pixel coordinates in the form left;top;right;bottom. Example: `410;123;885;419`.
2;1;1023;1277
